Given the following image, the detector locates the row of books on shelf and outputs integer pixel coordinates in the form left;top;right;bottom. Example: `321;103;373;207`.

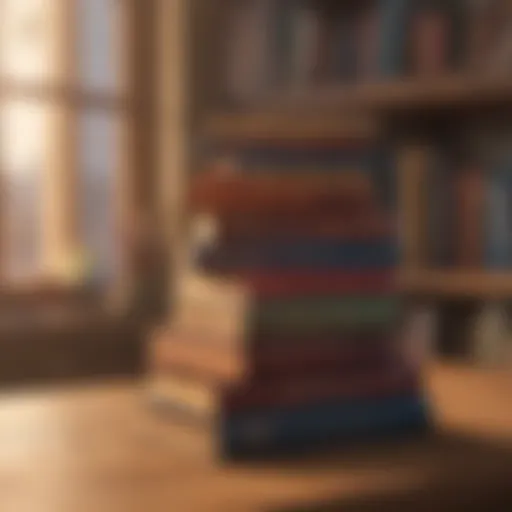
224;0;512;104
402;134;512;269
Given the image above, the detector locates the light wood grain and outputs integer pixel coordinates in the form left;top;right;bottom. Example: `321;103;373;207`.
0;364;510;512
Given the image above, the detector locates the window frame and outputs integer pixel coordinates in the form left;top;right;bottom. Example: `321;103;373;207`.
0;0;154;310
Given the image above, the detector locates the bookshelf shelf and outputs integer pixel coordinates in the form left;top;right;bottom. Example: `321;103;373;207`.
265;76;512;115
399;270;512;298
202;111;380;141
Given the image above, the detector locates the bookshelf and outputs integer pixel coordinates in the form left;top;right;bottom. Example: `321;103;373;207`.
264;75;512;113
154;0;512;458
399;270;512;299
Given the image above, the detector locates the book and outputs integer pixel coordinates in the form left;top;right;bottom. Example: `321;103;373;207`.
484;159;512;269
149;329;245;383
454;165;485;267
397;144;430;270
171;271;249;352
221;394;429;458
272;0;296;88
408;6;451;77
213;213;395;243
238;270;396;299
253;297;401;336
189;171;378;218
148;366;418;420
426;148;455;267
197;239;398;271
173;273;399;341
378;0;411;77
356;4;381;81
153;331;398;380
468;0;512;74
289;0;321;91
312;2;337;83
332;7;358;82
223;0;277;104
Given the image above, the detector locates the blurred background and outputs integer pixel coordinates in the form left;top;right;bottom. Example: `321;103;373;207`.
0;0;511;511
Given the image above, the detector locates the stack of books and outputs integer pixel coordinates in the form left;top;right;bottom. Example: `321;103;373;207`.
148;136;430;459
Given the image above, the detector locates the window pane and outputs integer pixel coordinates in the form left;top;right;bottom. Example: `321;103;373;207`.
76;0;123;92
0;0;60;82
0;100;47;281
77;109;120;287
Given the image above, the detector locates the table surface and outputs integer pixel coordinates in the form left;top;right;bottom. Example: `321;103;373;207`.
0;363;511;512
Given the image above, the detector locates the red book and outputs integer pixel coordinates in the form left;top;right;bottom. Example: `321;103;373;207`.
250;339;398;377
218;213;394;242
240;270;396;298
222;368;418;412
409;9;450;77
190;172;376;217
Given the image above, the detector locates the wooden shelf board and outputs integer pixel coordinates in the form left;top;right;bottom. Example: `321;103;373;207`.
399;270;512;298
312;75;512;112
217;76;512;118
202;111;380;141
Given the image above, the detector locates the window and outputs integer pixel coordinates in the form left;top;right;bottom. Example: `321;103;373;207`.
0;0;134;300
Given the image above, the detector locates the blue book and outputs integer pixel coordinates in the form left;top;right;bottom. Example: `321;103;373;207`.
333;10;358;82
197;240;398;271
485;161;512;269
221;394;429;458
378;0;410;77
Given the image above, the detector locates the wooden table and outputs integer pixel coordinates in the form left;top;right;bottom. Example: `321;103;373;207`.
0;363;510;512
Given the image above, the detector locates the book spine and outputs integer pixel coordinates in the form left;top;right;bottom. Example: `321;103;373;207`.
219;214;394;241
484;163;512;269
224;0;273;104
289;0;321;90
152;335;245;382
255;297;401;333
272;0;294;88
409;7;450;77
455;166;484;267
333;9;358;82
198;240;398;271
378;0;411;77
357;4;381;81
466;0;502;72
248;341;404;379
426;149;454;267
221;395;429;457
243;270;396;298
312;3;336;83
189;173;377;216
397;144;430;270
223;369;418;412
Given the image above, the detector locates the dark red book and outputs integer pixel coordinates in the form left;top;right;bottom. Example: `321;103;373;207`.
409;8;450;77
455;166;484;267
250;339;399;377
217;213;394;242
222;368;418;412
240;270;396;298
